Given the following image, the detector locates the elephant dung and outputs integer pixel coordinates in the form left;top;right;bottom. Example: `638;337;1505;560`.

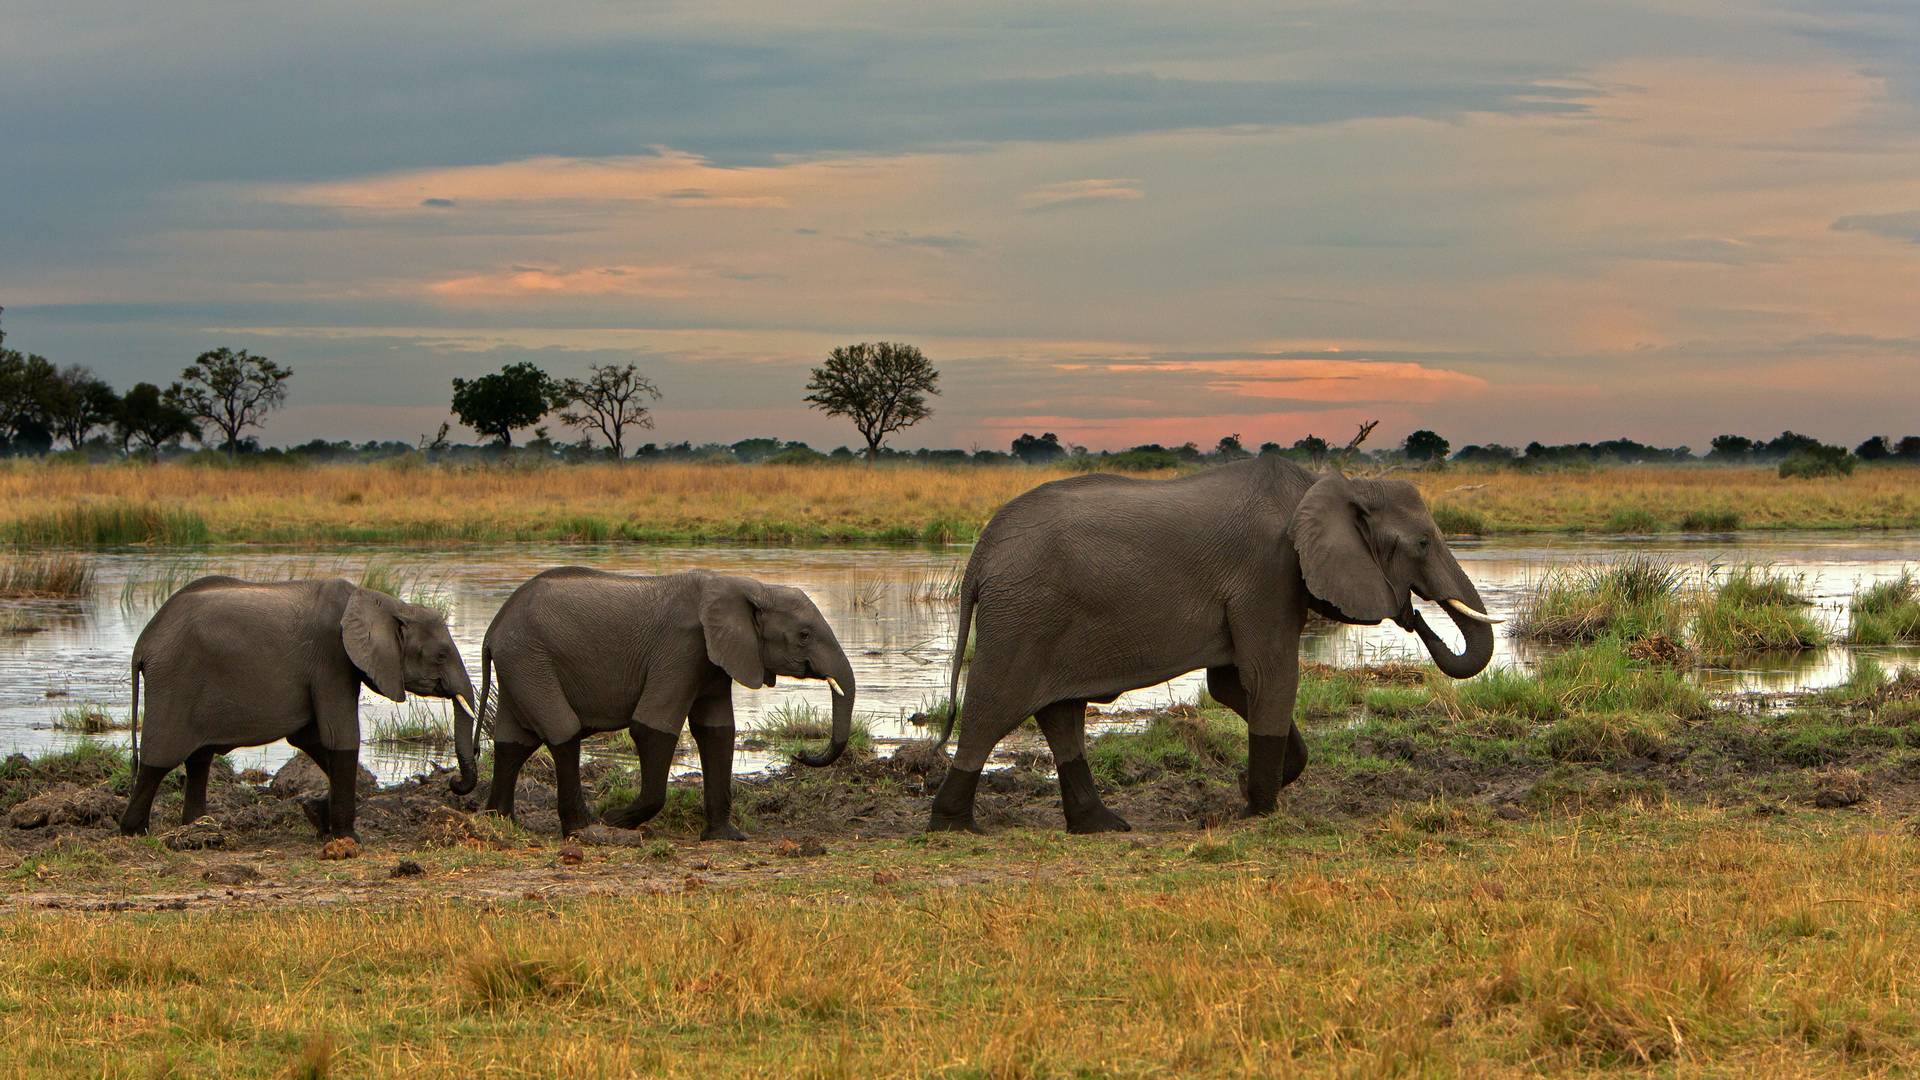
319;837;361;860
202;862;263;886
269;756;380;800
7;783;120;830
160;817;227;851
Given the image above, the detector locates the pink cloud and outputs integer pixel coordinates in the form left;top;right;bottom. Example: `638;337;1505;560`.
1093;358;1488;403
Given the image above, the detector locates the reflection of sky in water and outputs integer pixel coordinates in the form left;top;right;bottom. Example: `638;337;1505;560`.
3;533;1917;781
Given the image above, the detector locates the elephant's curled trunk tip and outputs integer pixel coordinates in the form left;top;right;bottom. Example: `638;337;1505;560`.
794;675;854;768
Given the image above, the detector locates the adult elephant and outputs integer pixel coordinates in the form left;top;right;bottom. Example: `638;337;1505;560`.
930;460;1498;833
477;568;856;839
120;577;480;839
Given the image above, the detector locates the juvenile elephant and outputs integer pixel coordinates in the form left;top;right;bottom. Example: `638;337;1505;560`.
119;577;480;839
931;460;1499;833
476;568;856;839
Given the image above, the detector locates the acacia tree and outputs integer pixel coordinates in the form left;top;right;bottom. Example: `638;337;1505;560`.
1403;428;1450;462
558;363;662;458
0;348;57;449
804;341;940;463
451;361;564;448
115;382;197;454
44;365;120;449
168;347;292;457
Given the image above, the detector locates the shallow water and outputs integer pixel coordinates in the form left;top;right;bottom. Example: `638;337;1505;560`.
2;534;1916;782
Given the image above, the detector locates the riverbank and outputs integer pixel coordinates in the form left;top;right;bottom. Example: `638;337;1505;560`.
4;461;1920;547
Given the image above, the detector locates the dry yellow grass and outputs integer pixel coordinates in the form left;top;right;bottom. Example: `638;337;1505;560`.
2;809;1916;1076
2;460;1917;546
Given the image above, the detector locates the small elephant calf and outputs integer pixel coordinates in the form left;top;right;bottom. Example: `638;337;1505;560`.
120;577;480;840
477;568;857;839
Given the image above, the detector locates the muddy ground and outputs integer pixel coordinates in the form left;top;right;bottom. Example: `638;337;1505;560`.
3;698;1914;913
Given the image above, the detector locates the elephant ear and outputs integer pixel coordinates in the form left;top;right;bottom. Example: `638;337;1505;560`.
342;587;407;702
700;577;768;689
1288;473;1400;624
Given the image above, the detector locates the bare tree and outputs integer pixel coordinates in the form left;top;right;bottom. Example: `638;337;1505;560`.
168;347;292;457
804;341;940;463
558;363;662;459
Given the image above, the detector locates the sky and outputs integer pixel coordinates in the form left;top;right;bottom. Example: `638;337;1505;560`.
3;1;1918;453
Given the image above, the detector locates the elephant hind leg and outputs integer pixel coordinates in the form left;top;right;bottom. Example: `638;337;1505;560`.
119;763;171;836
180;748;215;825
1036;699;1130;835
552;737;591;838
486;739;539;821
928;691;1030;834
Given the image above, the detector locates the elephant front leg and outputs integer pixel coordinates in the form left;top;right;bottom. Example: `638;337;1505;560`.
689;694;744;841
1231;656;1301;819
605;721;681;829
324;746;361;841
551;737;592;838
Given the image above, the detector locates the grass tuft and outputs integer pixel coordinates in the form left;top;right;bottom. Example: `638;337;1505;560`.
0;553;95;598
1692;566;1825;662
1511;557;1691;646
1847;570;1920;645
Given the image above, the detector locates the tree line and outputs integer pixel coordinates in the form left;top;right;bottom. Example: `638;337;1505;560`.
4;311;1916;473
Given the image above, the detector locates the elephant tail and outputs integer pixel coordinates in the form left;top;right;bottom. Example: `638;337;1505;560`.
476;641;495;740
936;560;980;751
128;654;143;766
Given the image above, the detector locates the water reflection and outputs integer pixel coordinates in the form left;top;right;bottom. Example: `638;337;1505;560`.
2;533;1917;781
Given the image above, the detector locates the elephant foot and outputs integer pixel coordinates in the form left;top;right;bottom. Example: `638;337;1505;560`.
117;820;149;837
926;812;984;835
1065;805;1132;834
1238;803;1276;820
927;766;985;834
701;822;747;842
603;799;664;830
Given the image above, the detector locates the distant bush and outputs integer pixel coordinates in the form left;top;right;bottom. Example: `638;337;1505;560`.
1778;445;1855;479
1601;508;1664;534
1429;503;1487;536
1678;508;1741;532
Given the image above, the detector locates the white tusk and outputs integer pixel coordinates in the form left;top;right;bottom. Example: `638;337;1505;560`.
1444;598;1504;624
455;694;475;715
825;676;845;696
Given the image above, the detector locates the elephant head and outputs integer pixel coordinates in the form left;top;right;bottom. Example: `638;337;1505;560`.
341;587;482;793
1288;473;1498;678
700;576;857;766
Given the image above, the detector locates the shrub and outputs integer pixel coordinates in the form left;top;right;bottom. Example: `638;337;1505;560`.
1778;445;1855;479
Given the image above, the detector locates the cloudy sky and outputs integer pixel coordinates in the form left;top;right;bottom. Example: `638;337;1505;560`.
4;1;1917;452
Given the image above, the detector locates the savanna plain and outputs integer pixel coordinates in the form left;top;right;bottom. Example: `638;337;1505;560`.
4;461;1920;1076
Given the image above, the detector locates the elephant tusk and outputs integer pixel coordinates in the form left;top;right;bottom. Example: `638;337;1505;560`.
455;694;475;715
825;676;845;696
1444;598;1503;624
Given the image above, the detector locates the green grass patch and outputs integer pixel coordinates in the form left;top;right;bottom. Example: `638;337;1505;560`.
1089;709;1246;785
6;501;210;547
367;703;454;747
746;701;874;758
1692;566;1825;661
1600;507;1664;534
51;704;130;733
1678;508;1742;532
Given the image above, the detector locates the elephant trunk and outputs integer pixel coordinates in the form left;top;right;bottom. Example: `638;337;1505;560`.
794;648;856;768
449;671;479;795
1407;587;1496;680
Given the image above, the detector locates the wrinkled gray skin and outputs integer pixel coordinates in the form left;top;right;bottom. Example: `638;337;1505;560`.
930;459;1495;834
477;568;856;839
119;577;479;839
